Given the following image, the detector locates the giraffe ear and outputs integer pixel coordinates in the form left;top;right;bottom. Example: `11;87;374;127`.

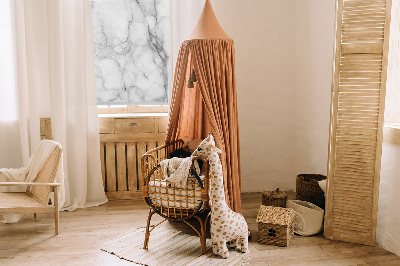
211;144;222;154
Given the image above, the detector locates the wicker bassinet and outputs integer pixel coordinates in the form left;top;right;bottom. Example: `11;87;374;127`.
141;140;210;254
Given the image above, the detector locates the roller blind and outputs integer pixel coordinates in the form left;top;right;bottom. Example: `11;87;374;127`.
325;0;392;245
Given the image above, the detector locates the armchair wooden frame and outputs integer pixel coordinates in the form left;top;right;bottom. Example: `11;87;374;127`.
0;144;62;235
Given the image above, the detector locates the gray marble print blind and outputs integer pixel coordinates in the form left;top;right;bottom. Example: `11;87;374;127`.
91;0;169;104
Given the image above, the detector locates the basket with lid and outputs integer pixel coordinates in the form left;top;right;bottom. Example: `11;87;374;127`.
262;188;287;208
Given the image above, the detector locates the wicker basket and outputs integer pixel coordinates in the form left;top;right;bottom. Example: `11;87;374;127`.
262;188;287;208
256;205;296;247
296;174;326;209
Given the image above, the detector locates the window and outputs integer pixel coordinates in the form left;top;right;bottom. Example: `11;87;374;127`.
91;0;169;105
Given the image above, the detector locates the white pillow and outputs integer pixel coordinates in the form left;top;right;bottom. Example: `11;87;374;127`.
318;179;327;194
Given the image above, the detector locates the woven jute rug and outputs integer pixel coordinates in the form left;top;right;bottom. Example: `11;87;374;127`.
102;226;250;265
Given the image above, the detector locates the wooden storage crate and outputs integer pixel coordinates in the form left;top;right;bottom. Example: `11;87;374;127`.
262;188;287;208
98;115;168;200
256;205;296;247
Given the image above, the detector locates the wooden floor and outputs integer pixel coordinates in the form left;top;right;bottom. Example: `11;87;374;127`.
1;193;399;266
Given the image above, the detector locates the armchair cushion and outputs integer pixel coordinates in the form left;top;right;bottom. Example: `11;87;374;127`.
0;193;42;208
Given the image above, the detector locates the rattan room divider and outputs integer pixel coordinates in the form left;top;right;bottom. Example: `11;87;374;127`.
325;0;392;245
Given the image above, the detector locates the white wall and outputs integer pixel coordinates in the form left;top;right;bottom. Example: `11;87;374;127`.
212;0;335;192
294;1;335;177
377;142;400;256
377;2;400;256
212;1;400;255
212;0;297;192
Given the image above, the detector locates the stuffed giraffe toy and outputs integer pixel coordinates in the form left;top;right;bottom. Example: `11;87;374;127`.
192;134;248;258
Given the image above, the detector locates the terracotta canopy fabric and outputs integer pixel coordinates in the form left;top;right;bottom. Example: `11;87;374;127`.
166;38;242;212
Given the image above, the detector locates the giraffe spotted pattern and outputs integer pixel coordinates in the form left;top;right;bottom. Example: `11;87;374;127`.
192;134;249;258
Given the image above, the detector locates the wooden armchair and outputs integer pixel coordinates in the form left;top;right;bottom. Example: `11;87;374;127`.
0;145;62;234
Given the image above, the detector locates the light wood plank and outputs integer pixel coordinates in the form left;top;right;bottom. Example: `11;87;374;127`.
342;42;383;54
45;119;53;140
2;193;400;265
97;104;168;114
127;143;138;192
116;143;127;192
157;117;168;133
147;142;156;153
54;186;59;235
100;142;106;189
99;117;114;134
100;133;165;143
40;119;46;138
105;191;143;201
105;142;116;192
40;118;53;140
137;143;146;190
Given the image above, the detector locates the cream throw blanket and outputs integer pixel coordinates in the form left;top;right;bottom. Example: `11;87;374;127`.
0;140;65;223
159;157;199;188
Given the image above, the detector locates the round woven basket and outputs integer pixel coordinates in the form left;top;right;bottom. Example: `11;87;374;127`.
287;200;324;236
295;174;326;210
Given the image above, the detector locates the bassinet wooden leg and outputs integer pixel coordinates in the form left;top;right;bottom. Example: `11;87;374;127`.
144;209;155;249
199;218;206;255
194;214;209;255
34;213;37;218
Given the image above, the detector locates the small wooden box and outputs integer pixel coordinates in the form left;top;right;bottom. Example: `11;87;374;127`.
256;205;296;247
262;188;287;208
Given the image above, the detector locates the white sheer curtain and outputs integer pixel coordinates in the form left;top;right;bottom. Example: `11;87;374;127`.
1;0;107;211
169;0;204;98
0;0;24;170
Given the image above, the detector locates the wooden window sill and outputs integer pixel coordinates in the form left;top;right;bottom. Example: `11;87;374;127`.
98;113;168;118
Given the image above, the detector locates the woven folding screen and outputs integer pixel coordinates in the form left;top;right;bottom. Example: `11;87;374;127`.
325;0;392;245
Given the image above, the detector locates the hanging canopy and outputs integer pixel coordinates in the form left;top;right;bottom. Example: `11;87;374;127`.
166;0;242;212
188;0;231;40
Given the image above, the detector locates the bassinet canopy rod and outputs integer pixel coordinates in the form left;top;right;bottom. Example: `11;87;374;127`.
188;0;231;40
